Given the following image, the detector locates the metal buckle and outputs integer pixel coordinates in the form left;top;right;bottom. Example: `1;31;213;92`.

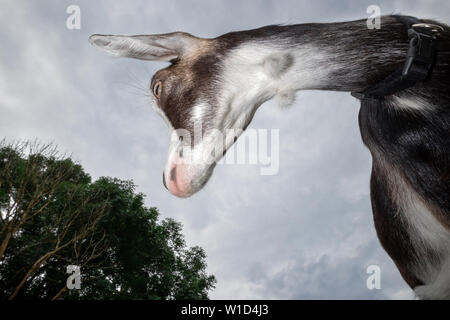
402;23;443;81
351;19;444;101
411;23;444;37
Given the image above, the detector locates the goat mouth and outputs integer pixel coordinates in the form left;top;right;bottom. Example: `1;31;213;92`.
162;172;168;190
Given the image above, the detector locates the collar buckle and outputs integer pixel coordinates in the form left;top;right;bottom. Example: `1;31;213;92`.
402;23;443;81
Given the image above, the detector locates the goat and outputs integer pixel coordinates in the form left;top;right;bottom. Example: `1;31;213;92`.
89;15;450;299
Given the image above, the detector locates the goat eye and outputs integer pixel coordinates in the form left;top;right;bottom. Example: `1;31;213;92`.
153;81;162;99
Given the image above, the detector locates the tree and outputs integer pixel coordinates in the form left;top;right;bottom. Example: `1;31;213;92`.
0;140;216;299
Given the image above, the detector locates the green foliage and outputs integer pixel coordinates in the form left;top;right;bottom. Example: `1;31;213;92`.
0;141;215;299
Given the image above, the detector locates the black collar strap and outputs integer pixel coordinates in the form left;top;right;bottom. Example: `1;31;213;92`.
351;15;444;101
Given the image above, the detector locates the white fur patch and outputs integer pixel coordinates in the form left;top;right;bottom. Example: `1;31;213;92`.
392;95;434;112
383;157;450;299
192;102;208;122
414;257;450;299
216;42;333;128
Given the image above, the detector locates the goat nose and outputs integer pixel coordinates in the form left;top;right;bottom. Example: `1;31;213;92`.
162;171;168;190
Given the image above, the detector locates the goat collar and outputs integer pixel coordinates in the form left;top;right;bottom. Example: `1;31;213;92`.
351;15;444;101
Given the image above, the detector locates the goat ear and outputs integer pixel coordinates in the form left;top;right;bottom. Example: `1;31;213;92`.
88;32;200;61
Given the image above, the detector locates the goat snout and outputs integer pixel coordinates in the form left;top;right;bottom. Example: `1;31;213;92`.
164;144;218;197
167;165;190;197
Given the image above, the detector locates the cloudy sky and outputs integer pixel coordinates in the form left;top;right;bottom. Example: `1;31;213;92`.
1;0;449;299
